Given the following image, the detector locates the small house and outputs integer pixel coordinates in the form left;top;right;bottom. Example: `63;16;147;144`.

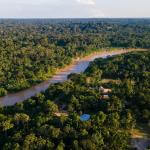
99;86;112;94
100;95;109;100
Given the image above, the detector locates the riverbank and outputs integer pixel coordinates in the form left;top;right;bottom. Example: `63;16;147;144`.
0;48;145;96
0;48;119;96
53;48;146;77
0;48;147;106
131;124;150;150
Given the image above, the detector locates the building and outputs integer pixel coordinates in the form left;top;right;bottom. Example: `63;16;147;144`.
99;86;112;94
99;86;112;100
100;95;109;100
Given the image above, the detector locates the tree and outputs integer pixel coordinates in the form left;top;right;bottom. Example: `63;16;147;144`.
0;120;14;136
14;113;30;128
124;111;136;130
56;141;65;150
43;100;58;114
81;139;97;150
93;111;106;126
0;88;7;96
23;134;37;150
107;113;120;129
109;96;123;112
91;132;104;148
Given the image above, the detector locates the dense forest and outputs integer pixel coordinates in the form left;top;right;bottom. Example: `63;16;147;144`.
0;50;150;150
86;51;150;124
0;19;150;96
0;19;150;149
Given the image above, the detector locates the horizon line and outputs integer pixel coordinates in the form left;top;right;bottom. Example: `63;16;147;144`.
0;17;150;19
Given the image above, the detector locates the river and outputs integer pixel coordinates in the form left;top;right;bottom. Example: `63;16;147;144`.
0;49;137;106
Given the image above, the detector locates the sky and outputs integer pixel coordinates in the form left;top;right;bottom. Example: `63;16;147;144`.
0;0;150;18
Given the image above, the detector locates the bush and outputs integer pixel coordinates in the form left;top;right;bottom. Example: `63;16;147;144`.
0;88;7;96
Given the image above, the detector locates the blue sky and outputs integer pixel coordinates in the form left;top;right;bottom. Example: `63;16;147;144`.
0;0;150;18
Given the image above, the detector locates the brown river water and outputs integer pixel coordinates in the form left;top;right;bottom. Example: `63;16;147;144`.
0;50;137;106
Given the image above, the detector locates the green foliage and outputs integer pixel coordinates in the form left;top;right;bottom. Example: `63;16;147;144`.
0;19;150;94
0;20;150;149
0;88;7;96
86;51;150;124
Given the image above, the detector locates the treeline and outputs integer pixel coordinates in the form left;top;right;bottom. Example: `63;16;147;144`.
0;20;150;95
1;51;150;149
1;18;150;25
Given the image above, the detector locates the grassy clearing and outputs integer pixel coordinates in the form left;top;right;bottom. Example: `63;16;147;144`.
100;79;121;84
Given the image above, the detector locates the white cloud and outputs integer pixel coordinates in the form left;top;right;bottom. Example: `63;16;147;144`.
74;0;105;17
1;0;149;18
76;0;96;5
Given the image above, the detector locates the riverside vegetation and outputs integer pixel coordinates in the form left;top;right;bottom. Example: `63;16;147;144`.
0;50;150;149
0;19;150;150
0;19;150;96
